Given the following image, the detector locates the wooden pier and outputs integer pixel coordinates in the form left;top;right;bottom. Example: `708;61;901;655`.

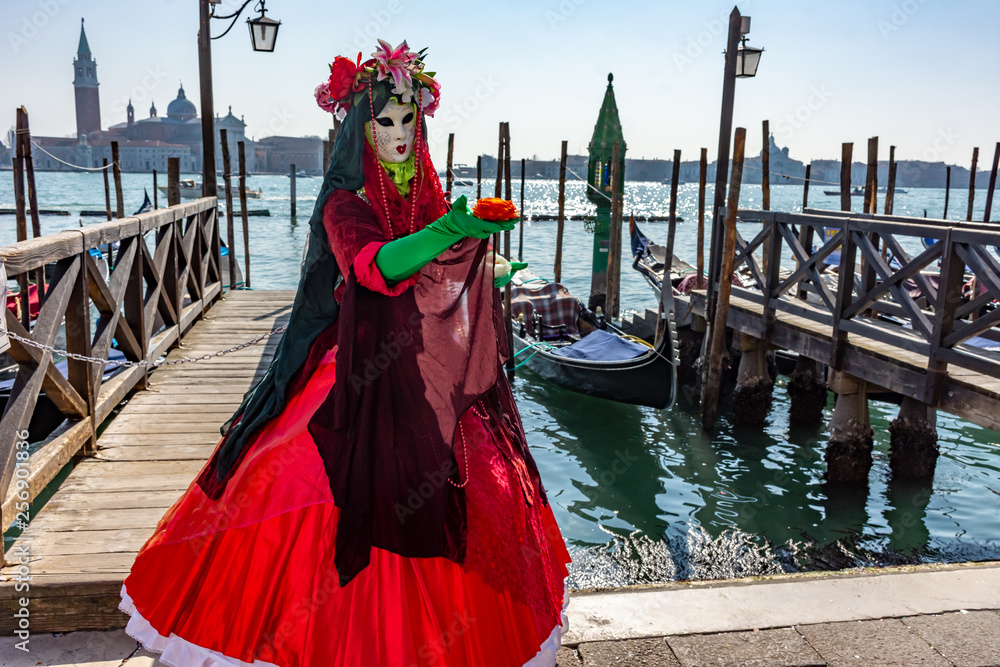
0;290;291;632
684;203;1000;479
0;194;293;632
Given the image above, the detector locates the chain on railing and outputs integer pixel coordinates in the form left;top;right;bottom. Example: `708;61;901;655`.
4;325;287;368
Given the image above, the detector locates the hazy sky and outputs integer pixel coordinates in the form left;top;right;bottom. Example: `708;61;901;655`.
3;0;998;171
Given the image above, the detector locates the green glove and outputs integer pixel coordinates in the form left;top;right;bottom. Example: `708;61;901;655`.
494;261;528;288
375;195;518;283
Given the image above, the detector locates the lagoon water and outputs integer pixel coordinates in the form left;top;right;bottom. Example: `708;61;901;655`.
2;171;998;584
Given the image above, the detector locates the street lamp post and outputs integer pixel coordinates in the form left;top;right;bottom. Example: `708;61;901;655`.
706;7;762;322
198;0;217;197
197;0;281;198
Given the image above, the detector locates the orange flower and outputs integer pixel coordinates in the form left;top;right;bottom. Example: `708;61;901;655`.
472;198;518;222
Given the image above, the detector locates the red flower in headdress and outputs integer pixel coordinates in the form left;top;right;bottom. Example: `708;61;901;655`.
327;53;361;102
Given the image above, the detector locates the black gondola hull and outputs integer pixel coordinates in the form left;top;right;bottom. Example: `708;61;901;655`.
511;333;676;409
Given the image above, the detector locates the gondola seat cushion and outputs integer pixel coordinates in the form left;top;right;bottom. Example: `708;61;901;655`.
551;329;649;362
511;282;583;334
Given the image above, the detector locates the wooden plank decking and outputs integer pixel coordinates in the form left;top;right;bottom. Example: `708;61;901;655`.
0;290;294;633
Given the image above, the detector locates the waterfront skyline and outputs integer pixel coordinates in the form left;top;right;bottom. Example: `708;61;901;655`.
3;0;998;172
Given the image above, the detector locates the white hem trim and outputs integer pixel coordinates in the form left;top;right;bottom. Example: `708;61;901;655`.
120;582;568;667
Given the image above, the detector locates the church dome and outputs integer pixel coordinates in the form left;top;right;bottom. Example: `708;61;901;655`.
167;85;197;121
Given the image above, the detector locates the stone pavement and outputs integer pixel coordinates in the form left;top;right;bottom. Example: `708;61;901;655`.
557;610;1000;666
2;563;998;666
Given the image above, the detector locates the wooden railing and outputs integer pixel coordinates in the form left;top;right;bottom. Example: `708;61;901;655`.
0;198;222;530
728;208;1000;405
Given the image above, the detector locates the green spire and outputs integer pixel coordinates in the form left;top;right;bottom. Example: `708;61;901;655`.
588;73;626;156
77;18;91;57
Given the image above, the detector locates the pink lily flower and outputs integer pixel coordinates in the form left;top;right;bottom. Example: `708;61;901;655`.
372;39;418;96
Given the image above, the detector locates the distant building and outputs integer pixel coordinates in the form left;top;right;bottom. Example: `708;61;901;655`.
32;22;257;173
255;136;322;174
0;139;10;167
73;19;101;138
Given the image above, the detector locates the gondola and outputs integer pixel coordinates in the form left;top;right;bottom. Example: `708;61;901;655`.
629;217;696;291
508;269;676;409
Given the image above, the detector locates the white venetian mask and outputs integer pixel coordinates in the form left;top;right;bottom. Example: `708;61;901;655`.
367;98;416;163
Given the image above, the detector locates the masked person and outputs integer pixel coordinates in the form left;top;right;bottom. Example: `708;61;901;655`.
119;40;571;667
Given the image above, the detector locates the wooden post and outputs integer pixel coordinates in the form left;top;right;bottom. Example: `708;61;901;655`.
446;133;454;202
11;151;30;329
967;147;978;222
16;107;45;299
707;7;744;312
238;141;251;289
494;126;504;198
492;124;504;252
167;158;181;206
665;149;681;284
840;143;853;213
798;163;815;300
102;158;113;220
802;162;812;211
702;127;747;431
111;141;125;219
863;136;878;215
943;166;951;219
153;169;158;209
289;163;297;217
502;123;515;381
697;147;707;288
604;142;623;321
221;130;237;290
761;120;770;211
322;140;332;175
885;145;897;215
518;157;525;261
197;0;217;197
476;155;482;201
554;140;568;282
983;141;999;222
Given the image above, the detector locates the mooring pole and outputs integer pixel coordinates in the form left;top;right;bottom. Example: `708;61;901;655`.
697;147;707;288
554;140;568;282
967;147;978;222
665;148;681;285
111;141;124;219
840;143;853;213
238;141;251;288
167;158;180;206
476;155;482;201
761;120;770;211
702;127;747;431
519;157;526;261
503;123;515;381
943;166;951;219
983;142;999;223
102;159;113;221
153;169;159;209
221;129;237;291
802;162;812;211
446;133;454;202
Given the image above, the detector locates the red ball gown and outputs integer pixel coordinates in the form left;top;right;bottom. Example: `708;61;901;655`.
119;159;571;666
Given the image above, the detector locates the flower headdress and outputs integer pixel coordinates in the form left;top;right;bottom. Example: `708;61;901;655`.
315;39;441;121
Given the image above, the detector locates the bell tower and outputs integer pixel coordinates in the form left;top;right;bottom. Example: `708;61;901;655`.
73;18;101;137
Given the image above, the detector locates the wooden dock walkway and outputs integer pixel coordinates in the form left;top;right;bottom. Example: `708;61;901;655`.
0;289;293;632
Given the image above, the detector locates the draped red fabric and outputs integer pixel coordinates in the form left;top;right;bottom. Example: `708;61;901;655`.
312;178;541;585
123;348;570;666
